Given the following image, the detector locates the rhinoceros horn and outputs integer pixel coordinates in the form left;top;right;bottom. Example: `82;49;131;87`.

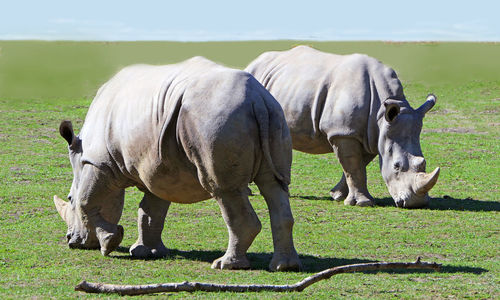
54;195;71;225
413;167;440;196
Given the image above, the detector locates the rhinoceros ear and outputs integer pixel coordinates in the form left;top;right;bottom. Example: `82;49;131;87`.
59;120;75;146
383;100;400;123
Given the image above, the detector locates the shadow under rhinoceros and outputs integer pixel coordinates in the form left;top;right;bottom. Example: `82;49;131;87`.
373;196;500;212
289;194;333;201
110;247;487;274
292;194;499;212
426;196;500;212
111;247;374;272
290;195;402;207
349;264;488;275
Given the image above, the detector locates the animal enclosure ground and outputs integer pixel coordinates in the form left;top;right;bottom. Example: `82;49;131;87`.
0;41;498;298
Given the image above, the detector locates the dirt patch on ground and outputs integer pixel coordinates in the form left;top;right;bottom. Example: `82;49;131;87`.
423;127;487;134
480;108;499;114
427;108;458;115
9;166;37;179
422;253;448;260
7;211;21;222
14;180;32;185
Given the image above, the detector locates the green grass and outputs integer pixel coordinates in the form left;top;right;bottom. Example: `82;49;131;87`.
0;41;499;298
1;40;499;100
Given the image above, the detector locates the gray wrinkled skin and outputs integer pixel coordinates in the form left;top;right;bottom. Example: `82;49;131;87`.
246;46;440;208
54;57;301;271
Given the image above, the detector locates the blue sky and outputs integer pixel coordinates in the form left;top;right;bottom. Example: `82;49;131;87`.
1;0;499;41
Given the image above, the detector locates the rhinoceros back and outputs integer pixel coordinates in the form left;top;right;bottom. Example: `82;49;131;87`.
246;45;405;155
79;57;291;201
79;62;187;179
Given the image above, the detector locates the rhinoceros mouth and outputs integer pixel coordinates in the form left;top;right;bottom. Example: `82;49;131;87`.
395;193;430;208
54;195;100;249
390;167;440;208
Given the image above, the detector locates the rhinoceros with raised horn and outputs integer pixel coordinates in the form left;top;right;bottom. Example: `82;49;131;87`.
246;46;440;208
54;57;301;271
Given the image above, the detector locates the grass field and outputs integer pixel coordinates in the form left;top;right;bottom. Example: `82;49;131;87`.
0;41;498;298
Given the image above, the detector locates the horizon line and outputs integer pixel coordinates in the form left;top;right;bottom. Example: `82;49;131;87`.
1;38;499;43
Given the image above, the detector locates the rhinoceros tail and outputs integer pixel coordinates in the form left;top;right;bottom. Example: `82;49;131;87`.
251;87;292;192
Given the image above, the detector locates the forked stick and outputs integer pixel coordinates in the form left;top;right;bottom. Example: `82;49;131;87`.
75;257;441;295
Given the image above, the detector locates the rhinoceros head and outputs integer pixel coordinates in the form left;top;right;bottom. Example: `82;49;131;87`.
54;121;99;249
378;94;440;208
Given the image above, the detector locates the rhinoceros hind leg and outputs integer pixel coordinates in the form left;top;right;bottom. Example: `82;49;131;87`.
211;189;261;270
330;174;348;201
332;138;375;207
255;166;301;272
130;192;170;259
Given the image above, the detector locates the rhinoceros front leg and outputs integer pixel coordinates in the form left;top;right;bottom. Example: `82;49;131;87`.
77;164;125;256
332;138;374;207
130;192;170;259
255;168;301;272
330;152;376;201
212;189;262;270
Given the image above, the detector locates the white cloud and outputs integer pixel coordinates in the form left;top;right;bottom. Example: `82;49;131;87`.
1;17;498;41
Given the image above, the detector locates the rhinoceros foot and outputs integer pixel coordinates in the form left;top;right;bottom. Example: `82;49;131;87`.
330;188;347;201
211;254;251;270
98;225;124;256
269;251;302;272
330;178;348;201
344;194;374;207
356;198;374;207
130;242;168;259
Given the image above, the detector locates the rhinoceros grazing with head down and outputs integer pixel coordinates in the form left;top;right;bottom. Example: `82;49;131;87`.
54;57;301;271
246;46;440;208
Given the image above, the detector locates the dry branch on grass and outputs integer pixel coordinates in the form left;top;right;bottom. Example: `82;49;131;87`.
75;257;441;295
